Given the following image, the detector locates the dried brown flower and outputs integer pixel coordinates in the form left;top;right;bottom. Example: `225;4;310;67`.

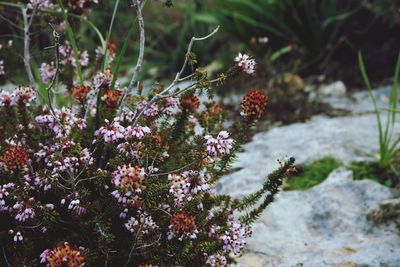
241;89;268;122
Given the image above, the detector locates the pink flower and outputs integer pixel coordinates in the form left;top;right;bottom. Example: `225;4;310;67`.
124;125;151;139
124;211;158;234
138;101;159;117
204;131;234;157
29;0;51;10
219;214;251;255
161;97;178;115
13;201;35;222
205;254;227;267
68;199;86;215
0;91;16;106
234;52;256;75
35;107;87;138
14;86;36;105
93;69;113;90
59;41;89;68
169;170;210;207
94;118;125;143
40;62;56;83
40;249;51;263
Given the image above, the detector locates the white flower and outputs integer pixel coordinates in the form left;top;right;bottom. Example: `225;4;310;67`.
234;52;256;75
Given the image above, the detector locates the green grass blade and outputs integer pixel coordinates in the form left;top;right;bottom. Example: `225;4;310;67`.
102;0;121;71
57;0;84;84
390;51;400;123
111;17;138;89
358;52;385;158
382;51;400;158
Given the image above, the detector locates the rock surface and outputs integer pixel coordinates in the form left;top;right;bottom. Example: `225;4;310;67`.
219;113;400;198
218;87;400;266
236;169;399;267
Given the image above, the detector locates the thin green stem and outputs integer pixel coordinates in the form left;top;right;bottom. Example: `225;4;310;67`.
57;0;84;84
102;0;121;71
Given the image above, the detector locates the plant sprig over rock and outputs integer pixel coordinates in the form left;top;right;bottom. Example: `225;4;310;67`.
0;1;294;266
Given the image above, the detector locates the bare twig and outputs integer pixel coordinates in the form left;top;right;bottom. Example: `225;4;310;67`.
118;0;146;115
2;247;11;267
46;24;61;115
162;26;220;95
149;155;207;177
130;26;220;125
22;8;36;87
124;224;142;267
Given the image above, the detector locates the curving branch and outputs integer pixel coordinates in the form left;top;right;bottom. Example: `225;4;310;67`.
118;0;146;115
22;8;36;87
130;26;220;125
46;24;61;114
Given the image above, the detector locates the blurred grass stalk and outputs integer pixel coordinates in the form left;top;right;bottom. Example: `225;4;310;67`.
358;51;400;168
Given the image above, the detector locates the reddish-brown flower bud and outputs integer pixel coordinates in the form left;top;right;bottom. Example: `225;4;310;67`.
46;243;86;267
170;211;197;235
241;89;268;122
71;85;92;103
210;104;224;114
108;39;117;56
1;145;29;171
102;88;122;108
180;95;200;113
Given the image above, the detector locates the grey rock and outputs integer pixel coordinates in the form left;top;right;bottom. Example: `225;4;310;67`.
322;86;392;115
234;169;400;267
219;113;400;198
217;88;400;266
319;81;347;97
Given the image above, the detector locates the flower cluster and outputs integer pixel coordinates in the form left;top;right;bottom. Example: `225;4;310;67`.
40;62;56;83
111;164;147;208
124;210;158;234
60;41;89;68
234;52;256;75
94;118;125;143
1;145;30;171
0;6;295;265
40;243;86;267
35;107;86;137
169;170;210;207
241;89;269;122
71;84;92;103
219;215;252;255
168;211;199;240
204;131;234;157
95;39;117;64
93;69;113;90
28;0;52;10
0;86;36;107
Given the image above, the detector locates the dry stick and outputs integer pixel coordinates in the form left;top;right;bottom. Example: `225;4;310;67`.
46;24;61;115
2;247;10;267
149;155;207;177
22;8;36;87
124;224;142;267
118;0;146;115
130;26;220;125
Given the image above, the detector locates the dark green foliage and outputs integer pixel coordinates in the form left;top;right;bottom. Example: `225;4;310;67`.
284;156;341;191
239;157;295;224
348;160;400;188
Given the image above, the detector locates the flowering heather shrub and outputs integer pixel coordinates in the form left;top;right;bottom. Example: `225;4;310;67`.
0;1;295;266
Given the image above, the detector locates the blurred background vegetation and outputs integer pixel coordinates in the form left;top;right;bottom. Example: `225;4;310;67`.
0;0;400;123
